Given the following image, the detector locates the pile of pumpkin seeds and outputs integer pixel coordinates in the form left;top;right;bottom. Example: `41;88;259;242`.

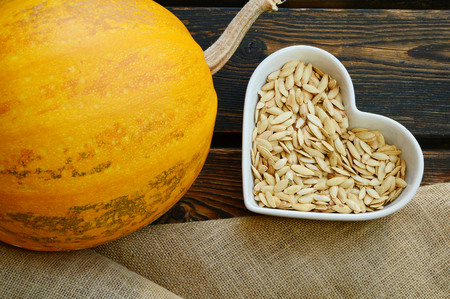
250;60;407;214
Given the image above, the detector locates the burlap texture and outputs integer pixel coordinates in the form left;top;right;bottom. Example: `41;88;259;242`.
0;243;182;298
2;183;450;298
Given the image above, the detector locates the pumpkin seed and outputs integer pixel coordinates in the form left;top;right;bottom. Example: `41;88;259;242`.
332;204;352;214
251;61;407;214
291;165;315;177
292;203;316;212
328;86;340;99
326;176;348;186
279;60;300;78
297;194;315;204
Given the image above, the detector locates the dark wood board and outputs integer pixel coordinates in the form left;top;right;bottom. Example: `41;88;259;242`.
156;0;450;10
165;8;450;147
155;149;450;224
150;7;450;224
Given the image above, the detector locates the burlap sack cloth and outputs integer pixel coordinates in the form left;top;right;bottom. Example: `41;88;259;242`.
1;182;450;298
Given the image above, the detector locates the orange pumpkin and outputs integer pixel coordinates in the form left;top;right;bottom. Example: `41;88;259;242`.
0;0;281;251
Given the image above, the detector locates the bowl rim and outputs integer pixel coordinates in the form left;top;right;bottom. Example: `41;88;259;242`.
241;45;424;221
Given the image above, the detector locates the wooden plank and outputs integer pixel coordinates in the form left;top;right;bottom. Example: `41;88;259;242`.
155;148;450;224
166;8;450;141
156;0;450;10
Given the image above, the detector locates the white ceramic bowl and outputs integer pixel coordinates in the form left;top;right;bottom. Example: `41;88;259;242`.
242;45;424;221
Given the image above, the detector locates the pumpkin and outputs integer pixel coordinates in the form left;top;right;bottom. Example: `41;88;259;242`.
0;0;281;251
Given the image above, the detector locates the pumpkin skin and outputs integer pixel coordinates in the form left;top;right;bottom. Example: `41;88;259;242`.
0;0;217;251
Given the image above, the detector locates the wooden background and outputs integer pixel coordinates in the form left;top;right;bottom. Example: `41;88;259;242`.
152;0;450;224
155;0;450;9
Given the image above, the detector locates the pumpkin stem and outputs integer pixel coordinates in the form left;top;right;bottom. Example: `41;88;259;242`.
204;0;284;75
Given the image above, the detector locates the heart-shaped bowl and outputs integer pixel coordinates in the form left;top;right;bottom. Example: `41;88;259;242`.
242;45;424;221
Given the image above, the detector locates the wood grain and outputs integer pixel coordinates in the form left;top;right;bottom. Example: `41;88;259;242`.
154;149;450;224
167;8;450;142
153;7;450;224
156;0;450;10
